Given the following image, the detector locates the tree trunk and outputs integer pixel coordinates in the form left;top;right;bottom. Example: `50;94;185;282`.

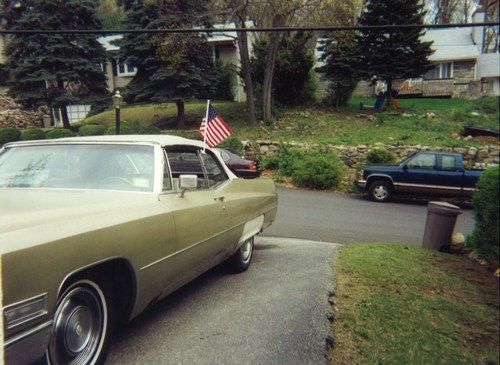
386;78;392;108
60;105;71;129
236;17;257;127
261;15;285;124
176;98;186;129
56;78;71;129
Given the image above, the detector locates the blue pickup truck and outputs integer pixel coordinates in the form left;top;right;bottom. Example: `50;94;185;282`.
357;151;483;202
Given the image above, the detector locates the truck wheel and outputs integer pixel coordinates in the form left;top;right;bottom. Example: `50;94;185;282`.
47;278;114;365
369;180;392;202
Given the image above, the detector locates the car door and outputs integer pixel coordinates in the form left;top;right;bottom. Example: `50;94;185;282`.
398;153;439;194
433;154;463;196
159;146;230;289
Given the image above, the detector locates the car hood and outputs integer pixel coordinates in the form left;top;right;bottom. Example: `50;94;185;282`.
0;189;157;253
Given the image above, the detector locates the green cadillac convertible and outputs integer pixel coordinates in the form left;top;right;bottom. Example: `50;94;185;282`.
0;135;278;364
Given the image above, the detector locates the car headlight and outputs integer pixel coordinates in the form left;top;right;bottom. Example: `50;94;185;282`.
3;293;48;329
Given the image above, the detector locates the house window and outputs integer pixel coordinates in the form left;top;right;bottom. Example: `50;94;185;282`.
424;62;453;80
116;61;137;76
439;62;453;79
52;105;91;126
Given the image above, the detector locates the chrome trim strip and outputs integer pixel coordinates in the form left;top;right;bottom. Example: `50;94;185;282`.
3;293;48;330
3;320;53;348
140;220;247;271
394;182;465;190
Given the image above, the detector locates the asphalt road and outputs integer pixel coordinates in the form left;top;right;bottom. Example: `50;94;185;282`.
107;237;339;365
264;188;475;245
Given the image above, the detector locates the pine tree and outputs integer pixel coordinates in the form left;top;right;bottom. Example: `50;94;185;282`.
358;0;434;104
4;0;110;128
120;0;217;128
252;32;315;106
317;31;361;108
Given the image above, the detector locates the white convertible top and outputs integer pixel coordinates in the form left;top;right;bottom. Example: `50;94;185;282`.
7;134;209;148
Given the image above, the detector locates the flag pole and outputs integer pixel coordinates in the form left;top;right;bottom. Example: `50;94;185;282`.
202;99;210;153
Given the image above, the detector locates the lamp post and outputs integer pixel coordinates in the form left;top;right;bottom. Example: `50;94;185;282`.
112;90;123;135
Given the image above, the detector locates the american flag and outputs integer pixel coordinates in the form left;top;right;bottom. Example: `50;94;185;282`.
199;104;232;147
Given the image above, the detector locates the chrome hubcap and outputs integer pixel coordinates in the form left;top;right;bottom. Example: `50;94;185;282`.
49;282;106;365
65;306;93;354
374;185;388;200
240;238;253;263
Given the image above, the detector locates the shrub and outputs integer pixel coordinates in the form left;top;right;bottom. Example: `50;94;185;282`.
137;126;162;134
21;128;46;141
466;165;499;262
46;128;74;139
0;128;21;146
220;137;244;155
78;124;106;136
260;154;281;170
105;121;141;135
291;152;346;190
365;148;396;164
260;147;309;175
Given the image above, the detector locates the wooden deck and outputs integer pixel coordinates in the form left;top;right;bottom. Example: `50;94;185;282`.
393;78;454;97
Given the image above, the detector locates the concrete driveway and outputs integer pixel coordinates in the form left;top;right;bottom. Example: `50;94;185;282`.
107;237;339;364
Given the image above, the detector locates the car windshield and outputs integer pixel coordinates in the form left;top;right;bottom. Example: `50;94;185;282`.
0;144;155;192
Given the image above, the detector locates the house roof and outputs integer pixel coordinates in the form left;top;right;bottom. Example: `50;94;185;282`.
422;28;480;62
97;21;255;51
97;35;122;52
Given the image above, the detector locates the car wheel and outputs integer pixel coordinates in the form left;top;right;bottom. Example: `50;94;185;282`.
229;236;254;273
47;279;114;365
369;180;392;202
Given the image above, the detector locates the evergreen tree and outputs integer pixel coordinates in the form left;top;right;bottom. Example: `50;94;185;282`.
251;32;315;106
4;0;110;128
120;0;217;128
358;0;434;104
317;31;361;108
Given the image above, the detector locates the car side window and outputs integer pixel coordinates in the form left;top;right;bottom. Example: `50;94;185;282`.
201;152;228;189
407;154;436;169
165;149;209;190
441;155;456;171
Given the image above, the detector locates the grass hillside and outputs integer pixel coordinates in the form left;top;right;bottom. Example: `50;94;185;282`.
82;97;499;147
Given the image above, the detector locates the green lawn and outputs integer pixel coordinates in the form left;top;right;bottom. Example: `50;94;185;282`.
332;244;499;364
82;96;499;147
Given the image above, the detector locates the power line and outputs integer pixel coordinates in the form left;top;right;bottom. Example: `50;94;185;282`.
0;22;499;35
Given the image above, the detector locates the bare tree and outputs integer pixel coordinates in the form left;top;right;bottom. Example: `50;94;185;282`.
427;0;479;23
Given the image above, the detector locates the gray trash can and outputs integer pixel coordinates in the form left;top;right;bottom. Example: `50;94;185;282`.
422;201;462;251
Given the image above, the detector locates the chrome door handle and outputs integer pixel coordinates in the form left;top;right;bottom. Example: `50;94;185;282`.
214;196;224;202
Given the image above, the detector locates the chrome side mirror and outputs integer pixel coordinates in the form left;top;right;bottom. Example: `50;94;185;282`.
178;174;197;198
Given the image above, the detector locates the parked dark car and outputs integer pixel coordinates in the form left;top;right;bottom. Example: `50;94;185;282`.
358;151;483;202
215;148;260;179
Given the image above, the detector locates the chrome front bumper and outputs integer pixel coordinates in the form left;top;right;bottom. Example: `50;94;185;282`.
357;180;367;189
4;321;52;365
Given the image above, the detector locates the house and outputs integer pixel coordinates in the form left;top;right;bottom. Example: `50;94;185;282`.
96;21;254;103
354;4;499;97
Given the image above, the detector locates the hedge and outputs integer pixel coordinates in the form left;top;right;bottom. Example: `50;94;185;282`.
46;128;74;139
0;128;21;146
21;128;46;141
466;165;499;262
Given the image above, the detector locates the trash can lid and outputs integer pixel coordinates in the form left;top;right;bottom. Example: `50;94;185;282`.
427;201;462;216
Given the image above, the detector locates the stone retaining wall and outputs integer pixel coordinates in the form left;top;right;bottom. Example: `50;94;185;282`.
244;140;499;168
0;93;50;129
